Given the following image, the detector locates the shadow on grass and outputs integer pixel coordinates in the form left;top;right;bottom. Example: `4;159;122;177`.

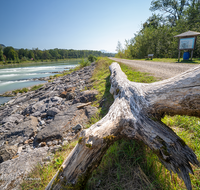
98;74;114;117
177;59;200;64
86;138;170;190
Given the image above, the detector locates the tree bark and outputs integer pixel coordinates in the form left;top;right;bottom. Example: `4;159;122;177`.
46;62;200;190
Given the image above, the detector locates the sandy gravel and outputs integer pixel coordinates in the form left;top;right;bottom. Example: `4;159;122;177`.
109;57;199;80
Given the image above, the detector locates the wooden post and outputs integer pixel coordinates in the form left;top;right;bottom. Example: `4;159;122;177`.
178;50;181;62
191;50;193;61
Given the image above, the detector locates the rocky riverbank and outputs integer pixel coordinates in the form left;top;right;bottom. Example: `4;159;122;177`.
0;63;98;189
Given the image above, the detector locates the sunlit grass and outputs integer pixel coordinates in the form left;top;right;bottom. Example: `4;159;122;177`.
30;84;44;91
121;57;200;64
162;115;200;189
12;87;29;95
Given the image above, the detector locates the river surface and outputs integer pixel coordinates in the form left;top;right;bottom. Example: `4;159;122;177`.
0;59;79;104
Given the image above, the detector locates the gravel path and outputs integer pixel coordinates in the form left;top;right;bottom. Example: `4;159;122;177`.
109;57;199;79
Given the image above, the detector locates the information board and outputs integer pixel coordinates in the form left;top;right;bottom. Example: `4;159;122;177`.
179;37;195;50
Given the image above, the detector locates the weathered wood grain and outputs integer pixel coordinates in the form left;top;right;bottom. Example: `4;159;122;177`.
46;62;200;190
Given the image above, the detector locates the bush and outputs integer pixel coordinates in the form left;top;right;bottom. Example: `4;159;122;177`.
79;58;90;68
88;54;97;62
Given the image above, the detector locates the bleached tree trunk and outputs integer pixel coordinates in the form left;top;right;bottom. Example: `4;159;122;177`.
46;62;200;190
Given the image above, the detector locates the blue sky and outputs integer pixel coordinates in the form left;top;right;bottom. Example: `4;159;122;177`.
0;0;153;52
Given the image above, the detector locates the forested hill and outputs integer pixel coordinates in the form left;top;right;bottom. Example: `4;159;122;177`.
0;46;115;64
116;0;200;59
0;44;5;49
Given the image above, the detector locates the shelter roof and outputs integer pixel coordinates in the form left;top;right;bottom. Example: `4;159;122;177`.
174;30;200;38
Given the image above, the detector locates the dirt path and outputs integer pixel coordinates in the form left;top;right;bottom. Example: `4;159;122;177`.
109;57;198;79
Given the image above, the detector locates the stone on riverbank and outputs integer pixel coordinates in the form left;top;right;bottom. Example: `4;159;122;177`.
0;63;97;189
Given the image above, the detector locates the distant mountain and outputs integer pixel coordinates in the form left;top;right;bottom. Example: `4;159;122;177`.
100;50;116;54
0;44;19;50
100;50;108;53
0;44;6;49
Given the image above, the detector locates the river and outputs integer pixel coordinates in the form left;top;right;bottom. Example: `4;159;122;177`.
0;59;79;104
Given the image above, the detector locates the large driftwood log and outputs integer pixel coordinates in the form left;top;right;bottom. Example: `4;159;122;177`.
47;62;200;190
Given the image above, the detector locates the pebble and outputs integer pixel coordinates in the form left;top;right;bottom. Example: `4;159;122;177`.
62;140;68;146
42;156;51;162
39;120;45;126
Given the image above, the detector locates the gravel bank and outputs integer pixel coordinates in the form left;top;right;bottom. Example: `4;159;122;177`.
109;57;199;79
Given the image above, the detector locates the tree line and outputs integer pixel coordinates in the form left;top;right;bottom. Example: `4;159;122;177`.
116;0;200;59
0;46;115;63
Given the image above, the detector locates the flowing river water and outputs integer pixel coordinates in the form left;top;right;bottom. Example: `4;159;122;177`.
0;59;79;105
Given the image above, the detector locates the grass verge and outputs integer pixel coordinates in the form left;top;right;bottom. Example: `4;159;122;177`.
162;115;200;189
119;57;200;64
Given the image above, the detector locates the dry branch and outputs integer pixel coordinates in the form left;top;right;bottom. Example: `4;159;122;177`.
46;62;200;190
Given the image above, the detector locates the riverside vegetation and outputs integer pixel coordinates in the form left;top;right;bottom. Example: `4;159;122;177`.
120;57;200;64
0;44;114;65
18;57;200;190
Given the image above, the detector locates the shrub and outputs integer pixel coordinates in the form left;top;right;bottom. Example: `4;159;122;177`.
79;58;90;68
88;54;97;62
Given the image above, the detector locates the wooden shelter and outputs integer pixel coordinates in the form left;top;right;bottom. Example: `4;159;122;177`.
174;31;200;62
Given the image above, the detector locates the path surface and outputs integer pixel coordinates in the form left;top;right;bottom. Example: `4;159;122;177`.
109;57;198;79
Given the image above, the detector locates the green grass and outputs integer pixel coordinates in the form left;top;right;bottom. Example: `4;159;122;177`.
11;84;44;95
30;84;44;91
79;58;90;68
12;87;29;95
119;62;157;83
20;141;77;190
149;58;200;64
162;115;200;189
86;139;171;190
122;57;200;64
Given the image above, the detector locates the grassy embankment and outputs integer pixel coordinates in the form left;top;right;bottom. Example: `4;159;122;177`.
116;57;200;64
21;57;200;190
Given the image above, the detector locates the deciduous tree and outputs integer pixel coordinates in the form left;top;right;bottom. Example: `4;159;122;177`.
0;48;4;61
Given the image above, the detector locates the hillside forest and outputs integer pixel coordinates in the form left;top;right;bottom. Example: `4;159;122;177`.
0;45;115;64
116;0;200;59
